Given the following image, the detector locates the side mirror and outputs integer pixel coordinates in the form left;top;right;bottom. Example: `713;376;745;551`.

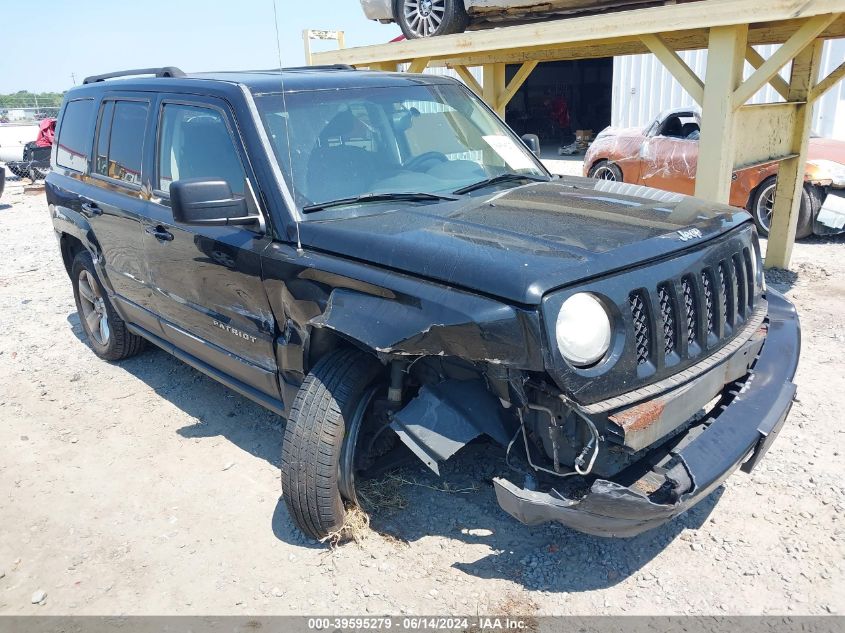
170;178;257;227
521;133;541;157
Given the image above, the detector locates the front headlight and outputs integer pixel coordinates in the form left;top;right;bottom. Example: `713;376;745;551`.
556;293;612;367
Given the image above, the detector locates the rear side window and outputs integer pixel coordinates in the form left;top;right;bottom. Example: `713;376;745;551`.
56;99;95;172
95;100;148;185
157;103;246;195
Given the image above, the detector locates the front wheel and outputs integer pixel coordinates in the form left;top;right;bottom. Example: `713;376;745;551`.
281;348;383;541
751;176;815;239
588;160;623;182
395;0;469;39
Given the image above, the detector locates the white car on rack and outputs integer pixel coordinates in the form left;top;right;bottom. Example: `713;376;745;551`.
360;0;667;39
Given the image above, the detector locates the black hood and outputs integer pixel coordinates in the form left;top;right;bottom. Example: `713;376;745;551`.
298;177;751;305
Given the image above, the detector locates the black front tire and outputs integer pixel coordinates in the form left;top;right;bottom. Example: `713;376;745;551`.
395;0;469;39
71;251;145;361
281;348;382;541
588;160;623;182
750;176;815;239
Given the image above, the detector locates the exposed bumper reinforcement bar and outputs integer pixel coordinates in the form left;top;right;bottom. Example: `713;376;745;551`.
493;289;800;537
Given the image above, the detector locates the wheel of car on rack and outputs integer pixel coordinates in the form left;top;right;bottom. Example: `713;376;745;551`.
280;348;384;541
71;250;145;361
395;0;469;39
588;160;623;182
750;175;816;239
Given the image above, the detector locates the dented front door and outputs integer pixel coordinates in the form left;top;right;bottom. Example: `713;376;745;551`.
142;94;281;401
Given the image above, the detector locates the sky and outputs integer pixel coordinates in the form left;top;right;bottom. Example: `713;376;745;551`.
0;0;400;93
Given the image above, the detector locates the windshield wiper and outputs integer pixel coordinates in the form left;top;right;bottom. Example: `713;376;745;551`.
453;173;549;195
302;192;457;214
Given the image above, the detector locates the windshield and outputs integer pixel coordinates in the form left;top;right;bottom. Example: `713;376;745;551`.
254;83;548;214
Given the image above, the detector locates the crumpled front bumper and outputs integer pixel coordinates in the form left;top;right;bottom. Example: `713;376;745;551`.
493;289;800;537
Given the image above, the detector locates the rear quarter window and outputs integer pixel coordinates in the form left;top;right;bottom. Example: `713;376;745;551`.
56;99;95;172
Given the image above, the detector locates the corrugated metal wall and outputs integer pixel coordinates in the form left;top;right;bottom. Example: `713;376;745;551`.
612;38;845;139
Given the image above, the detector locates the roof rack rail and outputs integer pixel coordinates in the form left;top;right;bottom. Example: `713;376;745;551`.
82;67;186;84
282;64;356;72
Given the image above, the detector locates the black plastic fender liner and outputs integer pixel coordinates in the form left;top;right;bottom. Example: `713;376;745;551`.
494;288;800;538
390;379;513;475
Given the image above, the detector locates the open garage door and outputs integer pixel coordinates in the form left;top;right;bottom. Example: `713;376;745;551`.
504;58;613;153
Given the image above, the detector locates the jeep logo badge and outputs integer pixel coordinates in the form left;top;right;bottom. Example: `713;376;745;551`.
677;228;703;242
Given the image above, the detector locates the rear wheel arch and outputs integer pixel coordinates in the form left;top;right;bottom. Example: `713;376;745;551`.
60;233;86;277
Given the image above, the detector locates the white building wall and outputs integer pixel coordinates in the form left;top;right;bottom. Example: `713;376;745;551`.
612;38;845;139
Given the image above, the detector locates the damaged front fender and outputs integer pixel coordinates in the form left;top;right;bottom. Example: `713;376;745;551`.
310;286;544;368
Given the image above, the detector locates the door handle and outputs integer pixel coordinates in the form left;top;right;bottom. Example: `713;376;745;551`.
145;225;174;242
81;202;102;216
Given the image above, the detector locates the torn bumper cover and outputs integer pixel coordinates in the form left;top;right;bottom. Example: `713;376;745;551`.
493;289;800;537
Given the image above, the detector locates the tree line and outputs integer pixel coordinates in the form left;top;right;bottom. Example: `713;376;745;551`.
0;91;66;109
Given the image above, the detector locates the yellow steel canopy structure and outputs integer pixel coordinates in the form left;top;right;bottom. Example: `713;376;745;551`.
311;0;845;269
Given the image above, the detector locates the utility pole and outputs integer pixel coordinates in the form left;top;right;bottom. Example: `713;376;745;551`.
71;73;77;85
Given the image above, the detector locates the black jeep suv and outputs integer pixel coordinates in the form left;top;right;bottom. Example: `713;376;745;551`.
46;66;800;540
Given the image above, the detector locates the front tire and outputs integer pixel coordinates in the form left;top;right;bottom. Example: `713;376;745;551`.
71;251;145;361
281;348;382;541
588;160;623;182
396;0;469;39
751;176;815;239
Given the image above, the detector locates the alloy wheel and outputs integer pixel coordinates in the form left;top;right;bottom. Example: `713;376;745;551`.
593;165;618;181
78;269;110;346
755;183;776;233
402;0;447;37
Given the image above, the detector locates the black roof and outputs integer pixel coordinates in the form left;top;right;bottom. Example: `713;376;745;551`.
70;66;455;98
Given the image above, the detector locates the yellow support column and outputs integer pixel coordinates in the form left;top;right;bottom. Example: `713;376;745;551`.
765;41;824;269
694;25;747;204
482;63;507;117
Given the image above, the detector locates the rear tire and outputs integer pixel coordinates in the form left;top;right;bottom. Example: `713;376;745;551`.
750;176;814;239
71;251;145;361
395;0;469;39
588;160;623;182
281;348;382;541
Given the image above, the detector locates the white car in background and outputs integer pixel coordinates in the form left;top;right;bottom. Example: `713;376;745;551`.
360;0;663;39
0;123;40;163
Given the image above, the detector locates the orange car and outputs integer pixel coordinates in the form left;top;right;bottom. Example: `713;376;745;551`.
584;107;845;238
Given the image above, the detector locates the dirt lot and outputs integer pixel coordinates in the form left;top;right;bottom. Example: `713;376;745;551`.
0;173;843;616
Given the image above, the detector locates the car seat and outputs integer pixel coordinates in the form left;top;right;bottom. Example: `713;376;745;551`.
661;117;683;138
306;109;380;202
681;122;700;139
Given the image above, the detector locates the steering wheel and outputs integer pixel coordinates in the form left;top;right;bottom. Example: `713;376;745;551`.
404;151;449;172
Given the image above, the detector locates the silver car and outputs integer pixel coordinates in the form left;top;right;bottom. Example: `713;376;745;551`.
361;0;657;39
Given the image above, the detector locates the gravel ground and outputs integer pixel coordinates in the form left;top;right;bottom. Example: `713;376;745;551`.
0;172;843;616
